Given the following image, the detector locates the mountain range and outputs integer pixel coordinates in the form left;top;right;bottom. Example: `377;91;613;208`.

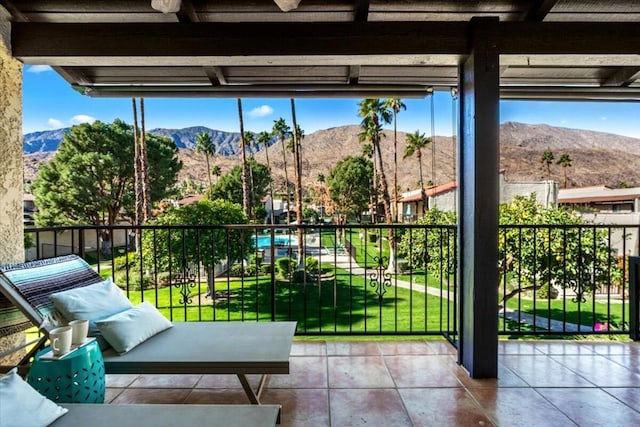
23;122;640;190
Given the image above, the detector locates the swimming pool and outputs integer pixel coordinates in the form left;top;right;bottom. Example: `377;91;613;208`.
253;234;298;249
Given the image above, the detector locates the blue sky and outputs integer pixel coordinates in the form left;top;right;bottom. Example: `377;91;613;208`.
23;65;640;139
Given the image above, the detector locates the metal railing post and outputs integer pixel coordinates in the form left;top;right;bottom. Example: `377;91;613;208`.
630;256;640;341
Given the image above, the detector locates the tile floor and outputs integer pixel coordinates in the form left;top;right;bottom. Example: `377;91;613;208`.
105;340;640;426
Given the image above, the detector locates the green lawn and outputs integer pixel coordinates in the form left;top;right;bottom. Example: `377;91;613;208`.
503;294;628;331
124;266;455;335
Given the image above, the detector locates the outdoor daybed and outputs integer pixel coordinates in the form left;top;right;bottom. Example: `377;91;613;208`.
0;255;296;409
53;404;281;426
1;365;281;427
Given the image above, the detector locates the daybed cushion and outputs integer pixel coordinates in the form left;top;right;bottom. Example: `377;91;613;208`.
0;368;68;427
50;279;133;333
96;302;172;354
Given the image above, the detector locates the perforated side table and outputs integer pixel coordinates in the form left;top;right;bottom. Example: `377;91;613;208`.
28;339;105;403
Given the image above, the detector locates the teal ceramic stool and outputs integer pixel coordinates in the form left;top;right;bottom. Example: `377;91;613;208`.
28;339;105;403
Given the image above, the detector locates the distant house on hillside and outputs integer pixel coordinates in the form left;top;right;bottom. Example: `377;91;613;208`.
396;171;558;222
396;182;458;222
558;185;640;213
558;186;640;256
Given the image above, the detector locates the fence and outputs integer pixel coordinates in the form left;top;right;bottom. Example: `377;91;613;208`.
23;222;640;340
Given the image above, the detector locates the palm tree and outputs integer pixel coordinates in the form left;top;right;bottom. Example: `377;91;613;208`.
290;99;304;266
131;98;142;225
556;153;573;188
243;130;256;218
384;98;406;222
292;123;305;228
211;165;221;184
272;117;292;222
195;131;215;191
361;142;377;223
540;150;555;180
358;99;392;225
317;172;326;220
404;130;432;215
237;98;250;216
358;98;397;272
257;130;275;224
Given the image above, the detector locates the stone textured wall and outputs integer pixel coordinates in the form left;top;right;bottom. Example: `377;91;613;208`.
0;18;27;366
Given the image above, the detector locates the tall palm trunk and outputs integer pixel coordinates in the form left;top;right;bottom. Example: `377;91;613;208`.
280;136;291;222
290;99;304;266
139;98;151;221
264;140;275;225
237;98;250;217
392;109;398;222
417;150;427;214
204;153;212;190
131;98;143;226
374;137;396;273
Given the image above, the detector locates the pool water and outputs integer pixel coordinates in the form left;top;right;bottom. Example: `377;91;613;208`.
253;235;298;248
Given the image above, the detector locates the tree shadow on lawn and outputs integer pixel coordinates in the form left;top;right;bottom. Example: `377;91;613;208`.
190;273;448;333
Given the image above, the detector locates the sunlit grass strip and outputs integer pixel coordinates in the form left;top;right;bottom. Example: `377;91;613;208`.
126;267;453;335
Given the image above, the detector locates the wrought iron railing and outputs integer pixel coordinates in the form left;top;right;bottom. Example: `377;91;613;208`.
23;222;640;339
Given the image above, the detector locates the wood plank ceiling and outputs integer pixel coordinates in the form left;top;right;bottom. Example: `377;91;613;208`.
2;0;640;99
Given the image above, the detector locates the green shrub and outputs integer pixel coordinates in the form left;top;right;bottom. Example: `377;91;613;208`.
368;233;378;243
260;264;272;274
113;270;155;291
112;254;138;272
244;263;258;276
275;258;294;279
305;257;319;274
536;283;559;300
155;271;172;287
229;262;245;277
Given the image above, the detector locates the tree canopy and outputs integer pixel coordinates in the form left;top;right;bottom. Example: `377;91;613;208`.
32;119;181;226
398;195;624;308
327;155;373;219
209;158;270;218
141;199;251;273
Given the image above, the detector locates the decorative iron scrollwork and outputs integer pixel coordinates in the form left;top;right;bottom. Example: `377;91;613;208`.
369;256;391;301
173;265;197;305
570;281;587;304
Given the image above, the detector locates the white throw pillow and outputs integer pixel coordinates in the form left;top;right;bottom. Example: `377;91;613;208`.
0;368;68;427
96;302;172;354
50;279;133;333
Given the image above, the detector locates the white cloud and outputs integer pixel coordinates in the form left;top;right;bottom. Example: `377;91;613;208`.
27;65;53;73
47;118;63;129
70;114;97;125
600;116;608;121
248;105;274;118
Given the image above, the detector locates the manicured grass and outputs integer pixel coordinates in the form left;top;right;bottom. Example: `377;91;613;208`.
503;294;628;331
124;267;454;335
344;228;390;267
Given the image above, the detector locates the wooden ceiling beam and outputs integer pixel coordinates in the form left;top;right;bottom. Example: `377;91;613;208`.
204;66;226;85
520;0;559;22
12;21;640;65
176;0;199;23
353;0;369;22
602;67;640;87
348;65;360;84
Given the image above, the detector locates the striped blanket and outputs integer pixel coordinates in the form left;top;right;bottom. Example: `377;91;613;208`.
0;255;103;334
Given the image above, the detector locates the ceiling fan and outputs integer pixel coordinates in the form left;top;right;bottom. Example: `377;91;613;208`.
151;0;302;14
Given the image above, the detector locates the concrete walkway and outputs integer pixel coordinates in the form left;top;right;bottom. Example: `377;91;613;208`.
323;246;587;333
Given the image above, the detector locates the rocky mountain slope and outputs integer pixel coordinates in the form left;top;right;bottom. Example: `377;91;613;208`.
23;122;640;190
